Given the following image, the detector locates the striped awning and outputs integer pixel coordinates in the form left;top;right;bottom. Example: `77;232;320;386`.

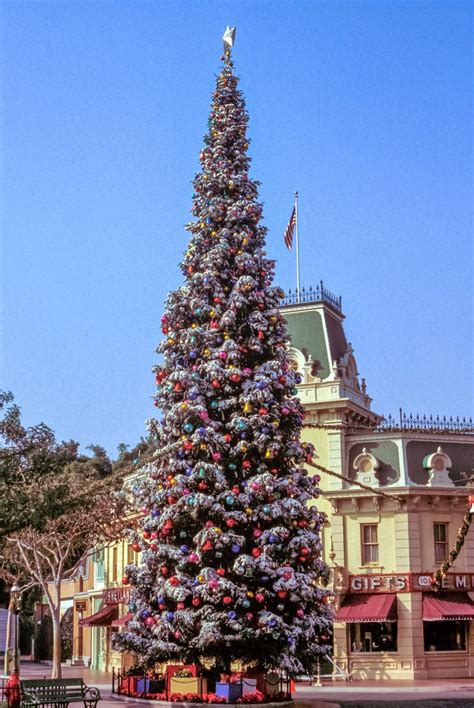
335;594;397;623
79;604;118;627
423;593;474;621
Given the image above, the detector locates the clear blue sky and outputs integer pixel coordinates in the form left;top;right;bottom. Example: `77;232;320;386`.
1;0;472;455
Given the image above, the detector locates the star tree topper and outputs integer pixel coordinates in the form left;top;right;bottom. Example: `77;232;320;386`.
222;26;236;55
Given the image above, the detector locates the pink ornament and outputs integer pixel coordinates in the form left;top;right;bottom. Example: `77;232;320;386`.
296;608;304;618
208;579;219;589
199;410;209;420
212;451;221;461
281;407;289;415
188;552;199;563
255;593;265;603
218;351;227;360
145;616;156;626
253;529;262;538
205;520;214;528
242;368;253;377
174;630;182;640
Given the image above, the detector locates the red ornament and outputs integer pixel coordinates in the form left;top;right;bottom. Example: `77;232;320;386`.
258;407;268;415
251;548;261;558
192;597;201;606
257;330;264;340
255;593;265;603
245;612;254;621
224;434;233;443
122;576;130;585
205;520;214;528
223;596;232;605
277;590;287;599
174;382;182;392
160;565;169;576
202;540;213;551
177;602;185;610
231;374;241;383
232;485;240;494
142;531;150;539
226;518;237;528
212;379;221;389
132;543;140;552
169;576;179;586
216;568;225;576
242;460;251;469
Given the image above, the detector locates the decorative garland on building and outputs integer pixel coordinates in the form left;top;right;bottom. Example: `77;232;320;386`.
306;460;404;504
431;507;473;591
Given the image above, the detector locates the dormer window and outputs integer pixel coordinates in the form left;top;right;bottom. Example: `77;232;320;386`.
424;446;452;487
353;448;380;476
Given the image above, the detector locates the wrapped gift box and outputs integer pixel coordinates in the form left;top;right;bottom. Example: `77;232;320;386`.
215;682;242;702
265;672;281;695
119;676;139;694
170;676;207;695
166;664;198;692
136;678;164;695
241;678;257;695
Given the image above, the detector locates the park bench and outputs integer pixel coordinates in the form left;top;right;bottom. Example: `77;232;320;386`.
20;678;101;707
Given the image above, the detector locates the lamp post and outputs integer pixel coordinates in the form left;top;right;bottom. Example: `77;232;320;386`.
6;585;21;708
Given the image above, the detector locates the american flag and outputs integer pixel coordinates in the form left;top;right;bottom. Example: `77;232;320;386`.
284;206;296;250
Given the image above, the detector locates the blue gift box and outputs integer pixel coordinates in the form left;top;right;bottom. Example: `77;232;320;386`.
215;682;243;702
136;678;162;694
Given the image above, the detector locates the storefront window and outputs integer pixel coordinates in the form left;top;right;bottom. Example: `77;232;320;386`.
424;621;466;651
350;622;397;652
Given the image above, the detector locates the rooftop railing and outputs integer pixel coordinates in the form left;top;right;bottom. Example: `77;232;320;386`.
280;281;342;313
378;409;474;434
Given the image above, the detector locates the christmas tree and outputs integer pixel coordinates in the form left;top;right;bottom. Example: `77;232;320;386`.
114;31;332;677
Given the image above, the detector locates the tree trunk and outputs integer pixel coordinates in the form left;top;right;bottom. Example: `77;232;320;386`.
51;606;62;679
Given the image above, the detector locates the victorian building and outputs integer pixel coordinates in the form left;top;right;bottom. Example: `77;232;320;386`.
282;284;474;680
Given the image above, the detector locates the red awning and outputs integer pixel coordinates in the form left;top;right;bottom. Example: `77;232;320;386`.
79;604;118;627
111;612;133;628
423;593;474;621
335;594;397;623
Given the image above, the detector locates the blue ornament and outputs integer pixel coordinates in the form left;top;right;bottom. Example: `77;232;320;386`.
228;611;237;619
141;610;150;618
195;307;203;316
129;603;137;612
242;599;250;608
228;463;237;471
183;423;194;433
190;351;198;359
151;509;160;517
231;544;241;553
157;597;165;605
269;535;278;544
197;427;206;436
256;382;266;390
261;575;269;582
189;391;198;400
166;611;175;621
185;467;193;476
210;400;219;409
238;421;247;430
226;495;235;505
262;426;270;434
269;619;277;627
187;495;196;506
263;505;271;514
177;451;185;460
180;545;189;553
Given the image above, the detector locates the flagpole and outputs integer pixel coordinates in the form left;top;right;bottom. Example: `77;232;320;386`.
294;191;301;302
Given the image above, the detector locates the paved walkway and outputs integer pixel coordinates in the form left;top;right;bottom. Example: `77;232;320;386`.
5;661;474;707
